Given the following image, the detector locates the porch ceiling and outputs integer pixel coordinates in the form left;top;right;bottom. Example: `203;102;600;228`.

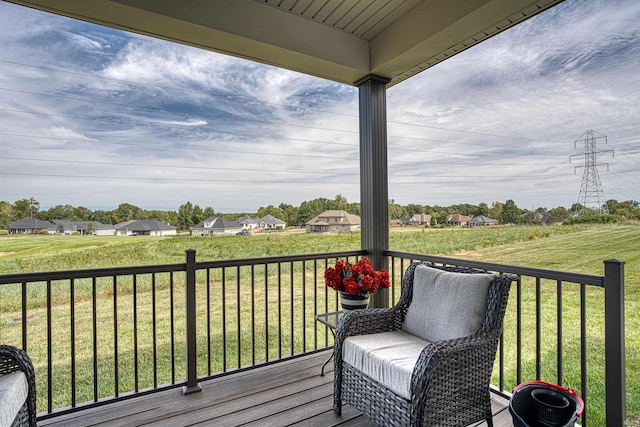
5;0;563;87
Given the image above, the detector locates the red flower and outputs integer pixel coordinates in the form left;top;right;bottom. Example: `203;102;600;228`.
359;275;376;293
377;269;390;289
324;266;344;291
343;276;360;295
325;258;390;296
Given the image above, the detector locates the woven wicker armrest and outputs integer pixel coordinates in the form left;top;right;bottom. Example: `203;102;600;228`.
409;334;498;424
337;307;403;338
0;345;37;427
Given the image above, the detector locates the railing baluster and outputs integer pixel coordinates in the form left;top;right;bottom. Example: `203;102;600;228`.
21;282;27;350
236;265;241;369
222;267;227;371
113;276;119;397
70;278;76;407
580;283;588;427
277;263;282;359
251;264;256;365
313;259;319;350
133;274;138;392
169;272;175;383
535;277;541;380
206;268;211;375
47;280;52;413
152;273;158;388
92;277;98;402
389;255;395;304
516;276;522;386
301;260;306;353
264;263;268;362
557;280;563;385
290;261;294;356
323;259;329;346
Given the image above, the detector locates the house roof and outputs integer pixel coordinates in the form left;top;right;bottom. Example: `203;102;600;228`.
6;0;564;88
447;214;472;222
193;217;242;230
9;217;55;229
51;219;114;230
306;210;361;226
470;215;498;223
115;219;176;231
238;217;260;225
260;214;285;224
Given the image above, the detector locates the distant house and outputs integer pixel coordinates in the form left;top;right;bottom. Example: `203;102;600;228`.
468;215;498;227
534;211;563;226
259;214;286;230
305;210;361;233
389;219;403;227
115;220;176;236
446;214;472;226
406;214;432;226
9;218;55;234
238;217;260;230
51;220;115;235
191;216;242;236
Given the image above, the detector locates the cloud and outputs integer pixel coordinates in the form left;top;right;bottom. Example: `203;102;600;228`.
0;0;638;213
383;0;640;208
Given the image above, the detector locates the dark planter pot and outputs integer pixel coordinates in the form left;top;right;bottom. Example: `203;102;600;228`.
339;291;370;310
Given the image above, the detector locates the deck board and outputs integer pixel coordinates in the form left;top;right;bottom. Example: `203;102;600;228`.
38;350;513;426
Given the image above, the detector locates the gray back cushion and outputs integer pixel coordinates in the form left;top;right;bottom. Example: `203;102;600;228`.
402;264;494;342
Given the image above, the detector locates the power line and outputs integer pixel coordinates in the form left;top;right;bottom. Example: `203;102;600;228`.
0;132;343;160
0;128;570;163
0;170;572;185
0;171;358;185
0;156;358;176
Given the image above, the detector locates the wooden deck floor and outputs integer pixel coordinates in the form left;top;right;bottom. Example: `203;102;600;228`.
38;350;514;427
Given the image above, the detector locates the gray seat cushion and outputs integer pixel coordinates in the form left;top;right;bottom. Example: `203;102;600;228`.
0;372;28;427
343;330;429;399
402;264;494;342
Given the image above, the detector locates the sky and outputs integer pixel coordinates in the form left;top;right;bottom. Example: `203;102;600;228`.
0;0;639;213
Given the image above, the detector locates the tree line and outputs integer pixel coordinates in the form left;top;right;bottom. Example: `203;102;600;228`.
1;196;639;232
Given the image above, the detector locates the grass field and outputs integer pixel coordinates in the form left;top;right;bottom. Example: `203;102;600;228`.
0;223;638;425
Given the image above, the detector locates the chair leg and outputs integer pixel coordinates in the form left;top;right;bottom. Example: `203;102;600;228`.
333;400;342;416
486;415;494;427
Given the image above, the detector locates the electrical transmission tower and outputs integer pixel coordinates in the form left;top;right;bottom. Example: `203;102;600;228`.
570;130;613;215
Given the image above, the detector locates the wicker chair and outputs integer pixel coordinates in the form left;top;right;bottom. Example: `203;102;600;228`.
333;262;516;427
0;345;37;427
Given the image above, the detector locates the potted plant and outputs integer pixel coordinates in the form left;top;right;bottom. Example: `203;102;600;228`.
324;258;390;310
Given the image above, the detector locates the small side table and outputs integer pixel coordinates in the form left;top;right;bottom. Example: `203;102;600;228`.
315;311;345;376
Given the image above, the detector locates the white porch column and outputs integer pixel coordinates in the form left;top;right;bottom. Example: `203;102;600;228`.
357;74;390;308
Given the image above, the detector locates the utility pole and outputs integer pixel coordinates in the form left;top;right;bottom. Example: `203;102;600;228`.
570;130;613;215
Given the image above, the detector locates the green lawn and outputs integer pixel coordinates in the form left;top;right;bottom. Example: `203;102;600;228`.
0;223;637;425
